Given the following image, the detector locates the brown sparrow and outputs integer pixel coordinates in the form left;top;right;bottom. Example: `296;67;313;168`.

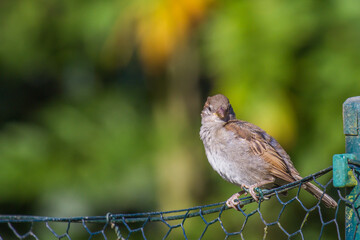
200;94;337;210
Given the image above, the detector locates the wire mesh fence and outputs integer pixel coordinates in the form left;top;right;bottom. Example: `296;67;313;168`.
1;162;359;240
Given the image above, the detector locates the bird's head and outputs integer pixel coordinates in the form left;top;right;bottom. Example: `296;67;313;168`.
201;94;236;123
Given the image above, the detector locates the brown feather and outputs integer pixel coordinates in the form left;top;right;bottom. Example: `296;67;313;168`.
224;120;295;183
202;94;337;208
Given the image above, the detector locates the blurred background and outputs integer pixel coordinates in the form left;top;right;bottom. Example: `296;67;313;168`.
1;0;360;239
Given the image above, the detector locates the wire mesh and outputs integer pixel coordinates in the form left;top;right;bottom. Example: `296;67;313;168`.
1;164;358;240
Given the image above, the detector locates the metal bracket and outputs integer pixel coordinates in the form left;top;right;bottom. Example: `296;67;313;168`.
333;154;358;187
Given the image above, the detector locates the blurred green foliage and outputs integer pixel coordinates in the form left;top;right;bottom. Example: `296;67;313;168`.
1;0;360;238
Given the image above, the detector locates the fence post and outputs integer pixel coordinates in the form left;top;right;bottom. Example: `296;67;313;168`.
343;97;360;239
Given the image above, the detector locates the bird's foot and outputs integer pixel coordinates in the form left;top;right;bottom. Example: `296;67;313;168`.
226;191;245;210
248;187;259;202
243;186;269;202
240;184;258;202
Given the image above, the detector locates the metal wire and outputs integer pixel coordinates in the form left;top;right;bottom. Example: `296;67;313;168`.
0;164;357;240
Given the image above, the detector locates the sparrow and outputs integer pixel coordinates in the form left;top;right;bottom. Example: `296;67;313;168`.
200;94;337;210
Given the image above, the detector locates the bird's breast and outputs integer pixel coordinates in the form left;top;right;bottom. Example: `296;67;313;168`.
200;123;271;187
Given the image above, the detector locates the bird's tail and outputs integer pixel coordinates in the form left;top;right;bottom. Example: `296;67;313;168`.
303;182;338;208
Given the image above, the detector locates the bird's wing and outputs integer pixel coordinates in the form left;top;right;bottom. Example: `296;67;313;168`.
224;120;296;183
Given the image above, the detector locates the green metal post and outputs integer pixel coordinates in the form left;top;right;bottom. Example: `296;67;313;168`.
343;97;360;239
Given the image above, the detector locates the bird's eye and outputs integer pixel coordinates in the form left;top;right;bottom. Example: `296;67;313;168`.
208;106;212;111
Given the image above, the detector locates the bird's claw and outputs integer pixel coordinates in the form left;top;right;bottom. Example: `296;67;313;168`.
227;186;269;211
226;191;245;210
248;188;259;202
241;186;269;202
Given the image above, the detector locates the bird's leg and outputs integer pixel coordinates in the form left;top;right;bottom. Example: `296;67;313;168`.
226;190;246;210
243;179;275;202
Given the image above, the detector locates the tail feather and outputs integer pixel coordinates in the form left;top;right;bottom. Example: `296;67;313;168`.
303;182;338;208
